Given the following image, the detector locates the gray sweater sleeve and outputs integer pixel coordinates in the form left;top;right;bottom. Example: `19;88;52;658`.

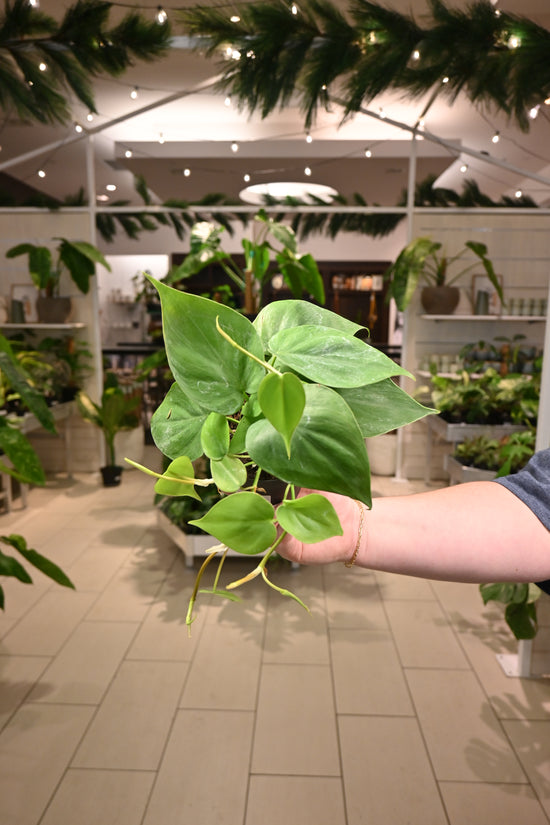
494;448;550;530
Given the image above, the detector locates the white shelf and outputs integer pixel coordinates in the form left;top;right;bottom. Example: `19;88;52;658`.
420;314;546;322
0;322;86;330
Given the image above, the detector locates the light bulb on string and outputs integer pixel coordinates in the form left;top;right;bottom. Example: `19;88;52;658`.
529;104;540;120
87;112;94;122
442;76;449;84
230;15;240;23
378;107;386;119
39;62;47;72
492;131;500;143
158;132;165;144
130;86;138;100
290;3;298;15
243;173;250;182
28;0;39;8
224;96;231;107
125;149;133;158
508;34;521;49
304;166;312;176
460;163;468;173
411;49;420;61
156;6;168;24
231;141;239;153
37;169;46;178
305;132;313;143
74;122;83;133
364;148;372;158
106;184;117;192
183;168;191;177
515;189;523;198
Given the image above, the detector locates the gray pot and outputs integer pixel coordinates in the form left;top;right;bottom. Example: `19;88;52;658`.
420;286;460;315
36;296;72;324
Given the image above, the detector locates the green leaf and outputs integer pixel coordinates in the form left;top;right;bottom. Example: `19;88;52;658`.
338;378;436;436
0;419;46;485
1;534;74;589
211;454;247;492
201;412;230;460
505;602;538;640
229;416;250;455
151;278;265;414
153;456;201;499
189;492;276;554
6;243;52;290
268;326;410;387
254;299;364;351
58;238;111;293
150;383;208;461
277;494;343;543
0;546;33;583
257;372;305;457
0;338;56;433
247;384;372;506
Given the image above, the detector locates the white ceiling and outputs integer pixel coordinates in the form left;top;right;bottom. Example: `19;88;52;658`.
2;0;550;211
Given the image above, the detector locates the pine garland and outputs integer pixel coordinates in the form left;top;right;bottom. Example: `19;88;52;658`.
0;0;171;125
180;0;550;131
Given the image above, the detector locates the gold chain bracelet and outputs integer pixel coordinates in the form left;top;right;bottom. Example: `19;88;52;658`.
344;499;365;568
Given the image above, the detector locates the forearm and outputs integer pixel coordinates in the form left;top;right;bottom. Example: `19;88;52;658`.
359;481;550;583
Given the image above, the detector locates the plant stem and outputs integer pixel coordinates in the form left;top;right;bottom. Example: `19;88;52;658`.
185;545;225;633
215;317;281;375
124;458;213;486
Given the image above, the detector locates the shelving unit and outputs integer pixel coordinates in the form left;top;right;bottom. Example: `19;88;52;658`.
420;314;546;322
0;322;86;330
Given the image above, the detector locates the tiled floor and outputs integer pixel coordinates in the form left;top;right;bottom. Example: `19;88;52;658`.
1;447;550;825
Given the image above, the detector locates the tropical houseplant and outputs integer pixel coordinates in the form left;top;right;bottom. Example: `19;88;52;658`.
128;277;435;628
77;371;141;486
0;333;74;608
165;210;325;315
6;237;111;323
384;237;502;314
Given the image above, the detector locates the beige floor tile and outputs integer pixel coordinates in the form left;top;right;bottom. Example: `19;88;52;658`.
41;768;155;825
0;655;50;729
323;566;388;630
263;606;329;664
180;620;263;709
1;590;97;656
385;599;470;669
440;780;549;825
375;570;436;601
38;527;96;569
143;709;254;825
339;715;448;825
502;719;550;817
66;543;133;591
202;556;269;626
251;663;340;775
330;628;414;715
84;562;167;622
72;660;188;769
0;703;94;825
245;775;345;825
0;616;16;639
406;668;527;782
0;576;52;621
431;580;504;629
28;621;138;704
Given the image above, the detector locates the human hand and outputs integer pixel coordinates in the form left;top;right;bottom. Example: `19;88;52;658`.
276;488;365;566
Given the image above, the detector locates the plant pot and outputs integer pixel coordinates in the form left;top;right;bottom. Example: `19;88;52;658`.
420;286;460;315
365;433;397;476
100;465;123;486
36;296;72;324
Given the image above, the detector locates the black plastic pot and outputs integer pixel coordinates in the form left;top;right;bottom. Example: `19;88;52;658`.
100;465;123;487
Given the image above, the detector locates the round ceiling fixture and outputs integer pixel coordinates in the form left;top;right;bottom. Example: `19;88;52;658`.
239;181;338;204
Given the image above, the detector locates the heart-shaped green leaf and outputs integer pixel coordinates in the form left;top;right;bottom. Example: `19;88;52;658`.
268;325;410;387
277;494;343;543
211;454;247;492
189;492;276;554
338;378;436;437
258;372;305;457
254;299;364;350
247;384;372;506
154;456;201;499
151;383;208;460
201;412;230;460
150;278;265;414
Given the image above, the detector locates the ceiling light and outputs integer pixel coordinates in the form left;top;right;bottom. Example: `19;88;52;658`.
290;3;298;14
418;118;425;128
39;62;47;72
364;148;372;158
515;189;523;198
378;107;386;119
74;123;83;133
412;49;420;61
37;169;46;178
508;34;521;49
529;104;540;120
460;163;468;173
28;0;39;7
230;15;240;23
158;132;165;144
183;168;191;177
106;184;117;191
130;86;138;100
304;166;312;176
442;76;449;84
240;181;338;204
492;131;500;143
87;112;94;122
243;173;250;182
125;149;133;158
97;194;109;202
306;132;313;143
231;141;239;153
224;96;231;107
156;6;168;24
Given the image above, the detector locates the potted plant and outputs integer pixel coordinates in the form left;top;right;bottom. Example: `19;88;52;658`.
6;237;111;323
127;277;436;628
0;333;75;609
77;372;141;486
165;210;325;315
384;236;502;314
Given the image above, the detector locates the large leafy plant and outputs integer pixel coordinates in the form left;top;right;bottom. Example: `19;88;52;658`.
165;210;325;314
77;372;141;467
129;280;434;627
6;237;111;296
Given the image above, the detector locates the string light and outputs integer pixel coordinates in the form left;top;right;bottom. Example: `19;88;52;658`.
130;86;139;100
418;117;425;128
231;141;239;152
106;184;117;192
155;6;168;24
243;173;250;182
96;194;109;202
291;3;298;15
529;104;540;120
87;112;94;122
231;49;241;60
508;34;521;49
364;148;372;158
38;62;47;72
74;123;83;133
492;131;500;143
304;166;312;176
183;168;191;177
412;49;420;61
442;76;449;84
230;15;240;23
305;132;312;143
515;189;523;198
460;163;468;173
28;0;39;8
37;169;46;178
224;96;231;107
125;149;132;158
158;132;165;144
378;107;386;119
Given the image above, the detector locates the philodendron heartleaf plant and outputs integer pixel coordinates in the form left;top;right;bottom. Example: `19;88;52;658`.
129;278;435;628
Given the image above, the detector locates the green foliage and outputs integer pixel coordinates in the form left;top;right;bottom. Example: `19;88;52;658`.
384;236;501;312
431;369;539;427
0;533;75;610
180;0;550;132
454;429;536;476
6;237;111;296
0;0;171;125
480;582;540;640
77;371;141;466
137;280;435;625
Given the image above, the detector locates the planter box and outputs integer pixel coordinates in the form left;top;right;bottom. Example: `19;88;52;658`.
444;454;497;485
428;414;527;444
